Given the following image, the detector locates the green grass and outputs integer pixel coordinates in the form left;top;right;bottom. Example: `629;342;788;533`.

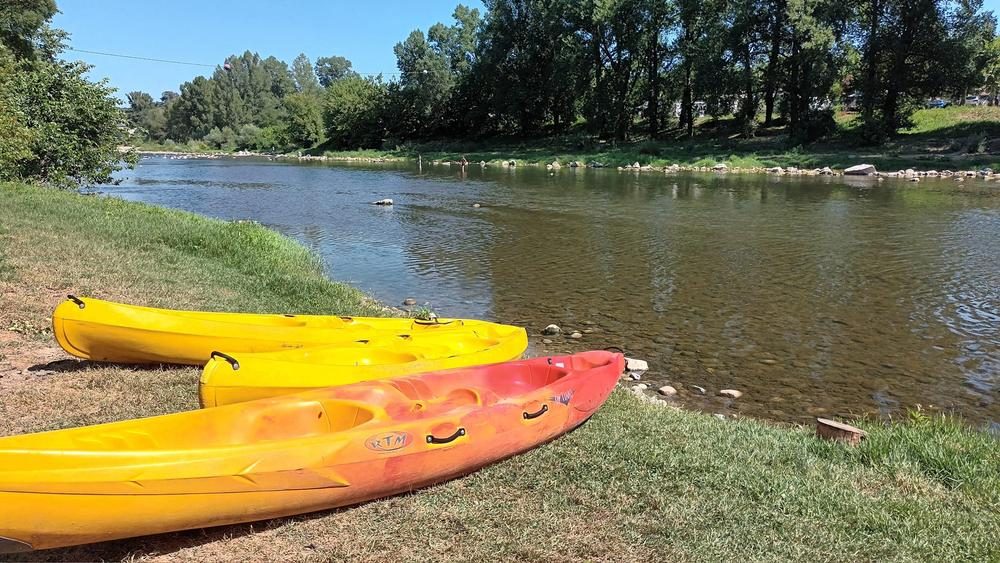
0;183;383;316
1;183;997;561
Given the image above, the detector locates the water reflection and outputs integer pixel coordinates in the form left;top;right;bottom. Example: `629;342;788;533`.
107;157;1000;427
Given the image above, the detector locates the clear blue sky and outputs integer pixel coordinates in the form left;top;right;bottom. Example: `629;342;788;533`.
53;0;484;99
54;0;1000;100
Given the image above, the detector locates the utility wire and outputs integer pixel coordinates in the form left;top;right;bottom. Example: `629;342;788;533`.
68;48;215;67
67;47;402;76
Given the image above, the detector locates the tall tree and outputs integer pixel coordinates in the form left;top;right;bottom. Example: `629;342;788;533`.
394;29;454;135
291;53;321;94
314;55;356;87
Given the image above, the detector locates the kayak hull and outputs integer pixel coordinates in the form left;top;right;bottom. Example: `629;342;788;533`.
199;331;529;406
51;296;527;368
0;351;623;552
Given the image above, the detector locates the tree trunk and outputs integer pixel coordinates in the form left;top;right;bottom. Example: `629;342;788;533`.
740;42;755;134
860;0;882;134
647;38;660;138
681;59;694;137
788;35;801;134
763;2;785;126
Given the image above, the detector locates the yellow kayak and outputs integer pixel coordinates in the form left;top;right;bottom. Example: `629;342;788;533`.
52;295;527;366
199;330;529;406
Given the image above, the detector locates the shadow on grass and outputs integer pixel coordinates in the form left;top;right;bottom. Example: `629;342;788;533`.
26;359;191;374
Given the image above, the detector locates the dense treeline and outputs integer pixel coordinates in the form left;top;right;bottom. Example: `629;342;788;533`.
1;0;134;187
134;0;999;152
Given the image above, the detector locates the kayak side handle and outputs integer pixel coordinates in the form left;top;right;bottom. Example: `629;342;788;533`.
210;351;241;371
523;404;549;420
426;427;466;444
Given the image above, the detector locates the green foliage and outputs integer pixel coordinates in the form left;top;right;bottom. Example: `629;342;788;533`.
323;76;387;149
0;43;135;187
283;91;324;147
132;0;999;152
290;53;321;94
0;0;56;59
314;55;356;87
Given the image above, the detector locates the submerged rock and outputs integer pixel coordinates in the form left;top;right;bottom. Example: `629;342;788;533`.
569;331;583;339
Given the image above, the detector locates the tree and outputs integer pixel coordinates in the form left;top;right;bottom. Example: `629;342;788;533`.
0;52;35;178
0;7;134;187
394;29;454;135
291;53;321;94
3;56;134;186
0;0;57;59
166;76;217;140
981;36;1000;105
284;91;324;146
315;55;356;87
856;0;952;141
783;0;848;142
323;76;387;148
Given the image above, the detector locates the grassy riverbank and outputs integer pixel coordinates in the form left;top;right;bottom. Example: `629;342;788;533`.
1;183;997;561
138;107;1000;174
312;106;1000;172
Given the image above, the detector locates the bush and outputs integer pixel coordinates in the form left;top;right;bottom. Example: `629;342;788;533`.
0;39;135;187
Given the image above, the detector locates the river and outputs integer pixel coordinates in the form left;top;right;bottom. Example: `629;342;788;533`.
105;156;1000;429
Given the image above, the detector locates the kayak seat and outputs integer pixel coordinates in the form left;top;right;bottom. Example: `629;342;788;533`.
235;400;375;443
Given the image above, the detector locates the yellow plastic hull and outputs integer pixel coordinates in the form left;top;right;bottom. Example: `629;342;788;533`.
200;330;528;406
51;296;527;367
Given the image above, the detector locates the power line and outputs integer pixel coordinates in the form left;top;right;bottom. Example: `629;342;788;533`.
67;48;216;67
67;47;402;76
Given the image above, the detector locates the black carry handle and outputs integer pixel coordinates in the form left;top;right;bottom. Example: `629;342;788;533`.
210;351;240;371
426;427;466;444
67;295;86;309
523;404;549;420
414;318;458;326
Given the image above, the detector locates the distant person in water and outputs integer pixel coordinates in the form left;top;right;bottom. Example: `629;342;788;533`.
461;155;468;167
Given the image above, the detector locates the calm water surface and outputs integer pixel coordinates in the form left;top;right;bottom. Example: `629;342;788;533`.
106;157;1000;428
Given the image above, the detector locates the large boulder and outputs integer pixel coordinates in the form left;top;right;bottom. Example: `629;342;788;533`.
844;164;877;176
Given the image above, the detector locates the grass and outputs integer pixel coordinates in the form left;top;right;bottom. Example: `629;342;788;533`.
0;183;997;561
309;107;1000;172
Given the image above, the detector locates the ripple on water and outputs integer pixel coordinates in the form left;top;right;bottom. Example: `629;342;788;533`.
108;158;1000;426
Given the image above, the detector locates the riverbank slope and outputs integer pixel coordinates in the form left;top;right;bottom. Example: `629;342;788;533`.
142;106;1000;174
0;183;996;561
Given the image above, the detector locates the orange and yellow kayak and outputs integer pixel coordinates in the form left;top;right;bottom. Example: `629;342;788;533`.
51;295;527;367
0;351;624;553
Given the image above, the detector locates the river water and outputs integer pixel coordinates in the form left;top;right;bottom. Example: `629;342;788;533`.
106;156;1000;428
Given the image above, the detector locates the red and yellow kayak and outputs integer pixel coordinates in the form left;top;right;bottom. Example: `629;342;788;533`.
0;351;624;553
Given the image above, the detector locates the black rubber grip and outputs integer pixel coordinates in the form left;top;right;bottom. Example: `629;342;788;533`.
426;427;466;444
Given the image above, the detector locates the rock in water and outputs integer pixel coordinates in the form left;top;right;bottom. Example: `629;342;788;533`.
719;389;743;399
542;324;561;335
844;164;877;176
402;298;416;306
658;385;678;396
372;198;394;205
569;331;583;339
